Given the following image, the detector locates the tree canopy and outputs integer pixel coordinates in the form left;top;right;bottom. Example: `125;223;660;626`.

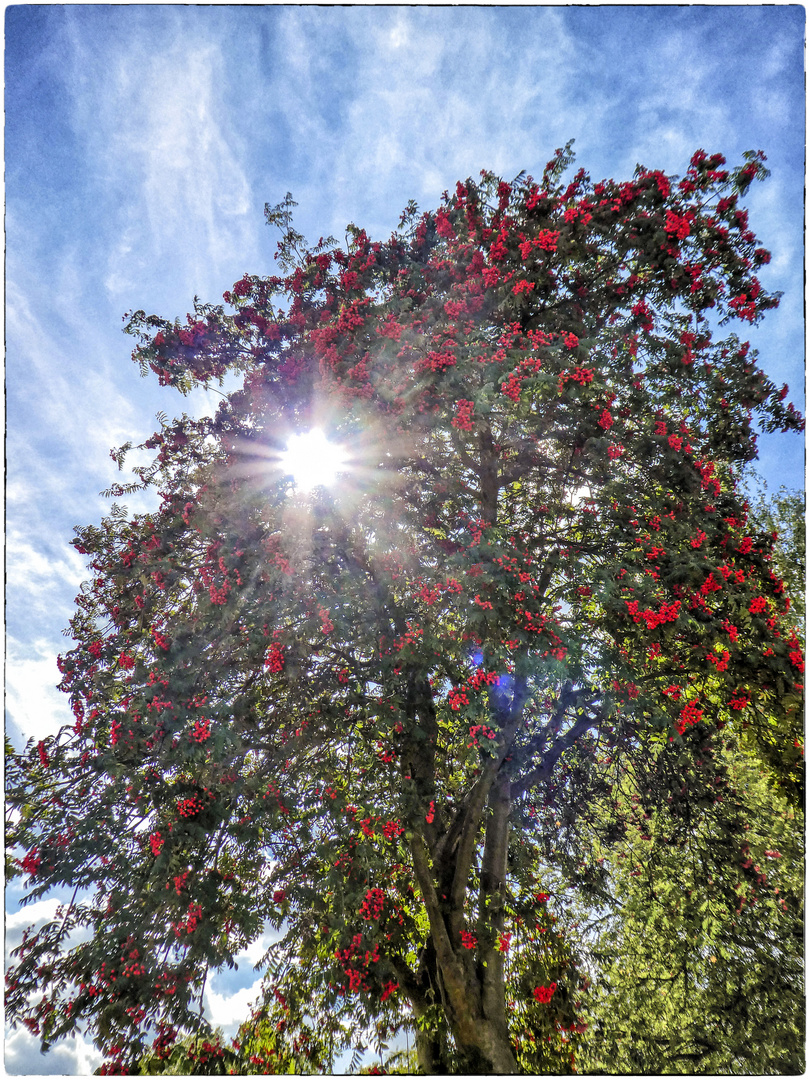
6;145;804;1075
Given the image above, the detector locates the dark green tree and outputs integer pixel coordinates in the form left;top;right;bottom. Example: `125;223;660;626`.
6;146;803;1074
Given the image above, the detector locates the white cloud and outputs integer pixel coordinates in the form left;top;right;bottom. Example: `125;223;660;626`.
6;897;62;937
238;924;284;968
202;923;285;1036
6;637;70;745
204;978;263;1032
387;15;410;51
5;1025;103;1076
7;892;98;957
5;889;112;1074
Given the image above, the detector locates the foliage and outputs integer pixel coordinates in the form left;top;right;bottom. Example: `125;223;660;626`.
745;480;804;622
136;1030;238;1075
575;485;805;1074
577;740;804;1074
6;145;803;1074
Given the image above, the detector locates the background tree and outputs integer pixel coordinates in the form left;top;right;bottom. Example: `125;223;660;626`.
577;739;803;1074
744;480;804;622
575;481;804;1074
6;146;803;1074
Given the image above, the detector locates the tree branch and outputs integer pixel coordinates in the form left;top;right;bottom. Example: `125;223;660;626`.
477;771;511;1038
409;833;469;1008
510;709;602;800
446;677;529;936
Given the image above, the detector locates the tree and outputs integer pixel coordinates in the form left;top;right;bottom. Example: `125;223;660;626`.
745;480;804;622
576;482;805;1074
577;738;804;1074
7;146;804;1074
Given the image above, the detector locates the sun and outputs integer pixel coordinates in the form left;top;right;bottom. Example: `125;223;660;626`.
279;429;348;492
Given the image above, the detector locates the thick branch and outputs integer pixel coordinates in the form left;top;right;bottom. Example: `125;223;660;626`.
385;952;427;1013
446;770;495;938
401;672;440;850
478;422;500;522
447;677;529;934
409;833;472;1011
518;685;598;762
477;771;511;1039
511;709;601;799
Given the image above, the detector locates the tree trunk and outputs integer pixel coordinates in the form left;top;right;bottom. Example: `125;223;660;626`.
443;772;517;1073
414;1026;450;1074
445;1007;518;1074
410;786;519;1073
406;668;527;1074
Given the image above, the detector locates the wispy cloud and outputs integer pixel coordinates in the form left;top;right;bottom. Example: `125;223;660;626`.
6;526;85;622
60;11;259;305
316;8;592;229
6;277;147;472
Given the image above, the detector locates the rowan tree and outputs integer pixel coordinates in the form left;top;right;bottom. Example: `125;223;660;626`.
6;145;804;1074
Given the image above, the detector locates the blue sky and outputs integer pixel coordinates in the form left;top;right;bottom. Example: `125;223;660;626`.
5;5;805;1073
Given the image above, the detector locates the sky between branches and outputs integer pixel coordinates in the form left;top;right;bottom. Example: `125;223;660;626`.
5;5;804;1073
